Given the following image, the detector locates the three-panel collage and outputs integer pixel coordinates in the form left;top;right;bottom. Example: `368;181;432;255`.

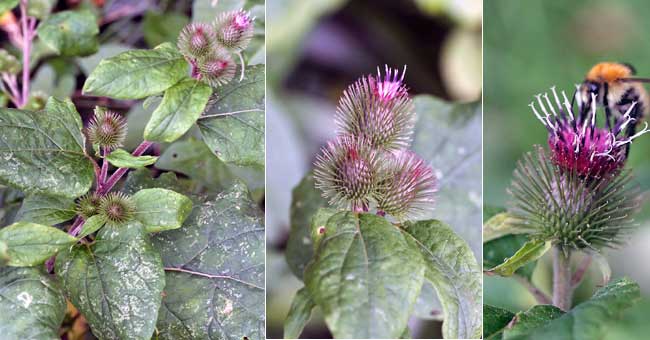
1;0;650;339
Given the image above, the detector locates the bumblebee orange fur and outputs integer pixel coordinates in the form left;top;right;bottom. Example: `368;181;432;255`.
585;62;633;83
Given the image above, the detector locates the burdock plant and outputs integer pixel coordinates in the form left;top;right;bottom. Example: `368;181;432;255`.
285;67;482;339
485;85;648;314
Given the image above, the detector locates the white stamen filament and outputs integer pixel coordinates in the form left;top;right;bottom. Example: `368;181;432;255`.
529;102;547;126
544;93;557;116
561;90;575;120
574;84;583;110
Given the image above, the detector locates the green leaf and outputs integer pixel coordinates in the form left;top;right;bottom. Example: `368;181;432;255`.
483;212;526;243
508;278;641;339
0;97;93;198
37;10;99;56
77;214;105;238
0;240;8;266
285;172;328;279
144;78;212;143
122;169;194;197
152;182;265;340
27;0;54;19
484;234;537;279
402;220;483;339
16;193;76;225
106;148;158;168
484;304;515;339
411;96;482;257
283;287;316;339
304;212;425;339
503;305;564;339
143;11;189;47
155;138;237;191
82;43;187;99
0;0;18;14
131;188;193;233
484;205;506;222
56;222;165;340
0;266;67;338
486;239;551;277
198;65;265;167
0;221;77;266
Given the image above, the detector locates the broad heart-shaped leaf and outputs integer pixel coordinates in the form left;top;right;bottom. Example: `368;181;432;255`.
285;172;328;279
151;182;265;340
0;221;77;266
507;278;641;340
483;304;515;339
36;10;99;57
56;222;165;340
0;266;67;338
155;138;238;191
82;42;187;99
402;220;482;339
485;239;551;277
283;287;316;339
131;188;193;233
0;0;18;14
411;96;482;258
198;64;265;167
502;305;564;339
16;193;76;225
484;234;537;280
106;148;158;168
304;212;425;339
0;97;94;198
144;78;212;143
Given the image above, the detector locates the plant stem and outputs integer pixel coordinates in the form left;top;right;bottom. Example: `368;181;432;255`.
552;246;572;311
514;274;551;305
97;141;153;194
68;216;85;237
571;254;592;289
19;0;31;108
99;147;109;185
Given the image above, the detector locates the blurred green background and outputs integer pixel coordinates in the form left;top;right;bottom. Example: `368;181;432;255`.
266;0;481;338
484;0;650;322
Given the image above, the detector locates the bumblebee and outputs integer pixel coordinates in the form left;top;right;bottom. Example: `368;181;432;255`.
578;62;650;136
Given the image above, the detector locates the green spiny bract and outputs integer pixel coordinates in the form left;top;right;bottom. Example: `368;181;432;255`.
314;135;382;210
76;193;102;219
213;10;254;52
508;146;641;253
98;192;135;226
375;150;437;220
335;66;415;152
177;23;216;59
87;107;127;150
197;49;236;87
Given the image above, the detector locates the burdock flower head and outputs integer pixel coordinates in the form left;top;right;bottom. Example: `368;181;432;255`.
87;107;127;150
314;66;437;219
198;49;236;87
313;135;381;211
335;66;415;152
529;86;650;179
375;150;437;220
76;193;101;219
509;86;648;252
99;192;135;226
213;10;254;52
177;23;216;58
509;147;641;252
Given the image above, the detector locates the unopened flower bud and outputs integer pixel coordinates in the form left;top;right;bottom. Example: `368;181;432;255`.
76;193;101;219
375;151;437;219
87;107;127;150
177;23;216;59
313;135;381;209
198;50;236;87
213;10;254;52
99;192;135;226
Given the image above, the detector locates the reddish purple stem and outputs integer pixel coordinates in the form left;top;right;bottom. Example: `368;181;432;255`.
98;141;153;195
19;0;32;108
